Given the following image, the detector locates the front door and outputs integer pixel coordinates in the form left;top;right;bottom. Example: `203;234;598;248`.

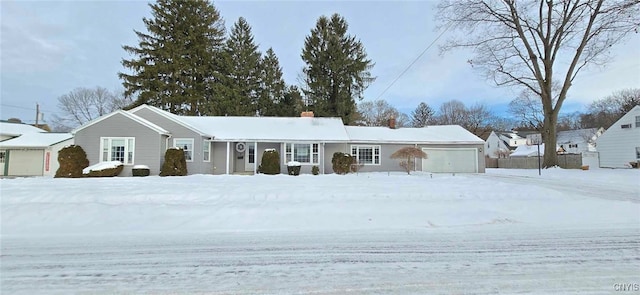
245;143;255;172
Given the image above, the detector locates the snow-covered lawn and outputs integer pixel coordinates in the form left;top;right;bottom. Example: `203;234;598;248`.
1;168;639;294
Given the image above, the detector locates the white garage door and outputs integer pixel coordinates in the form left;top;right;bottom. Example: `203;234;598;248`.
8;150;44;176
422;148;478;173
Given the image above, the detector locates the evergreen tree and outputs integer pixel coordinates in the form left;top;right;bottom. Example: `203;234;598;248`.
301;14;375;125
224;17;262;116
278;86;304;117
410;102;435;127
258;48;286;116
119;0;227;115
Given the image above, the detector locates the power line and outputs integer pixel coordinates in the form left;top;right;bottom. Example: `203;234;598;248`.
374;21;454;101
1;103;36;111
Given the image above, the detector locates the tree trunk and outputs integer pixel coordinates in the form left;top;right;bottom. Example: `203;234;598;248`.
542;112;559;168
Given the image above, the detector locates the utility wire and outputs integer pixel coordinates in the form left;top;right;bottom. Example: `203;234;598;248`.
374;21;454;101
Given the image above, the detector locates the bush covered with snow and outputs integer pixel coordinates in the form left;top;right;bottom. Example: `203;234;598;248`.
259;149;280;175
160;148;187;176
83;161;124;177
331;152;355;175
55;145;89;178
132;165;150;177
287;161;301;176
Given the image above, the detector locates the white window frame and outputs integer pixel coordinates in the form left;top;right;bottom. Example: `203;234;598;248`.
0;150;5;164
635;116;640;128
100;137;135;165
284;143;319;165
351;145;381;165
203;141;211;162
173;138;195;162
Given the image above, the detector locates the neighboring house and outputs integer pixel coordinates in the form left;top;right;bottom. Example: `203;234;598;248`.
596;105;640;168
498;131;527;150
509;143;563;157
556;128;604;154
72;104;486;176
0;133;73;176
485;131;511;158
0;121;47;141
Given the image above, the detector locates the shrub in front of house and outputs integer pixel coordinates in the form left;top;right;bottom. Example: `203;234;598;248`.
287;161;301;176
132;165;150;177
260;149;280;175
55;145;89;178
331;152;355;175
160;148;188;176
311;165;319;175
84;164;124;177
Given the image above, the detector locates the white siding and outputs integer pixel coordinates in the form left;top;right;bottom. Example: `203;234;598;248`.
597;106;640;168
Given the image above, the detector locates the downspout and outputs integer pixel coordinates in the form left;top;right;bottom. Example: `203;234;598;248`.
226;141;230;175
322;142;326;174
3;150;9;176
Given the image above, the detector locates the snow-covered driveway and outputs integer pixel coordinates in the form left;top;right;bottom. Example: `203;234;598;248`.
1;168;639;293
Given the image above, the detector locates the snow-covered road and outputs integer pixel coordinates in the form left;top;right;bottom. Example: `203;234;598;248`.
2;226;639;294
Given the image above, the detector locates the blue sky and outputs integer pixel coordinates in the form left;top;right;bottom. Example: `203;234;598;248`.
1;0;639;124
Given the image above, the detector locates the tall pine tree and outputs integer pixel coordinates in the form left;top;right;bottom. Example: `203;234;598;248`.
223;17;262;116
301;14;375;125
258;48;286;116
411;102;435;127
119;0;227;115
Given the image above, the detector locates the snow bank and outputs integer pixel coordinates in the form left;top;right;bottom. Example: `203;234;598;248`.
82;161;123;174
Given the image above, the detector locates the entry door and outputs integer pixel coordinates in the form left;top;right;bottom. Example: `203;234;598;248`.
245;143;255;171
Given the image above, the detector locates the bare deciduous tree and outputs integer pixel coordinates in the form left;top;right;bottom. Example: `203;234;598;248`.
437;0;640;167
52;87;130;131
390;147;428;175
356;99;410;127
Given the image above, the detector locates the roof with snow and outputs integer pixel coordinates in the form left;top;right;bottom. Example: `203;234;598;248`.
557;128;601;144
345;125;484;144
510;144;563;157
0;121;47;137
179;116;350;142
0;133;73;148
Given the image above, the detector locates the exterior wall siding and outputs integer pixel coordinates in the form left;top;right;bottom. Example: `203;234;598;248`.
132;108;213;174
44;138;74;177
597;107;640;168
74;113;165;176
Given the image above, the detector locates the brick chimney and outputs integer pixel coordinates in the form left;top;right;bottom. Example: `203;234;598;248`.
388;117;396;129
301;111;314;118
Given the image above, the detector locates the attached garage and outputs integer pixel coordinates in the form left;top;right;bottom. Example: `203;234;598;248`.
7;150;44;176
422;148;478;173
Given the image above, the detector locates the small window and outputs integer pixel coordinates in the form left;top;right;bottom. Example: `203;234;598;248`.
0;151;5;163
636;147;640;160
203;141;211;162
569;144;578;148
635;116;640;128
174;138;194;162
621;124;632;129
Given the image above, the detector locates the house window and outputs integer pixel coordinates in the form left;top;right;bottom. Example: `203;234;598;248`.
174;138;194;162
636;147;640;160
621;124;632;129
100;137;135;165
351;145;381;165
635;116;640;128
284;143;319;164
203;141;211;162
0;151;5;163
569;144;578;148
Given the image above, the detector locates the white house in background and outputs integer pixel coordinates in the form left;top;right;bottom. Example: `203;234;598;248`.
0;133;73;176
556;128;605;154
498;131;528;150
485;131;511;158
596;105;640;168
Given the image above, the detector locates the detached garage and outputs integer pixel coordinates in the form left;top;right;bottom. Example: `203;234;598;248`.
0;133;73;177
